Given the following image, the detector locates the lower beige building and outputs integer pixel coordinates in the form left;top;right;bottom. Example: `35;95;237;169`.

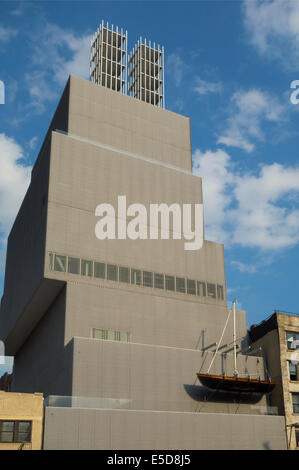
0;391;43;450
249;312;299;450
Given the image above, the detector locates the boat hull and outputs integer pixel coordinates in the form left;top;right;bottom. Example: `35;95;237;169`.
197;373;275;394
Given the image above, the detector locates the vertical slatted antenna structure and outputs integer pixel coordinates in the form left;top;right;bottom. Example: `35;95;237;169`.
90;20;128;94
128;38;165;108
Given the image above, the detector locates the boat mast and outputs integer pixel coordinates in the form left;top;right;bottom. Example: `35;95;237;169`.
233;299;238;377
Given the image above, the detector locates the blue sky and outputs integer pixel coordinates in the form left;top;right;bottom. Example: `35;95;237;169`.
0;0;299;361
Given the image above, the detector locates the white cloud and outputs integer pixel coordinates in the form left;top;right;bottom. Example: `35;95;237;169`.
28;136;38;150
26;23;91;109
0;25;18;43
192;148;234;243
37;23;91;85
0;134;31;263
193;148;299;250
217;88;286;152
243;0;299;69
194;77;222;95
167;53;184;87
231;261;257;274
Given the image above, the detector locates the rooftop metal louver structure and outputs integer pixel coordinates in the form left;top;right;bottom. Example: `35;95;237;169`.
90;20;128;94
128;38;165;108
90;22;165;108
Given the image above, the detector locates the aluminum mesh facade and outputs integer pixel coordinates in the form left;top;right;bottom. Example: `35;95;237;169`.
90;22;165;108
128;39;165;108
90;20;127;94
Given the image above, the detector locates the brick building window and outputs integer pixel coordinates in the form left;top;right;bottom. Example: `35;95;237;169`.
286;332;299;350
292;393;299;413
289;361;298;381
0;420;31;443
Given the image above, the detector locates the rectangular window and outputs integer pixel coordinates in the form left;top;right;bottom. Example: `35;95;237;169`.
289;361;298;381
54;254;67;272
94;262;106;279
154;273;164;290
119;266;130;283
296;427;299;448
107;330;115;341
68;257;80;275
143;271;153;287
197;281;206;297
0;421;31;443
217;284;224;300
165;275;175;291
176;277;186;294
92;329;108;340
107;264;118;281
92;328;130;343
207;283;216;299
81;259;93;277
286;332;299;350
120;332;130;342
187;279;196;295
92;328;102;339
292;393;299;413
131;269;141;286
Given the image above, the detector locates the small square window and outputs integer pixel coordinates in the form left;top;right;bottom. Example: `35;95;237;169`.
92;328;102;339
165;275;175;291
81;259;93;277
120;332;130;342
119;266;130;283
292;393;299;413
1;432;13;442
2;421;14;432
68;257;80;275
176;277;186;294
131;269;141;285
217;285;224;300
207;283;216;299
187;279;196;295
54;254;67;272
289;362;297;381
197;281;206;297
18;432;31;442
18;422;31;432
143;271;153;287
287;332;299;350
107;330;115;341
94;262;106;279
154;273;164;290
107;264;118;281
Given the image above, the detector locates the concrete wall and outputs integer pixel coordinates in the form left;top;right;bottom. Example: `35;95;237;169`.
45;130;226;287
12;287;73;396
67;75;192;171
62;282;244;352
70;336;267;415
0;138;51;345
43;407;287;450
0;391;43;450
